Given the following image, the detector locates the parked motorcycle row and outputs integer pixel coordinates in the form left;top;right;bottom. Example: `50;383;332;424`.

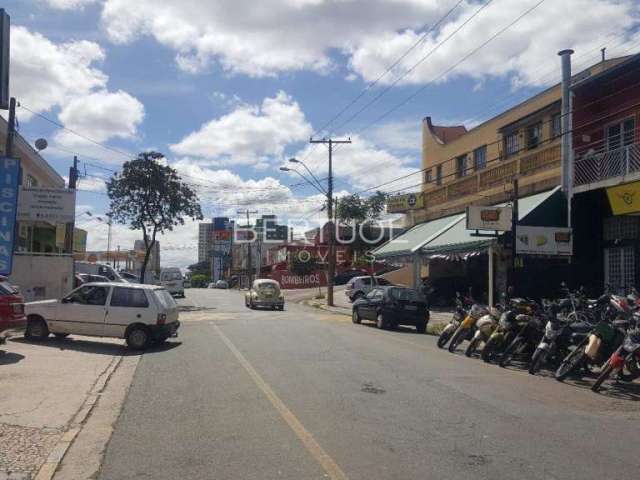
437;286;640;393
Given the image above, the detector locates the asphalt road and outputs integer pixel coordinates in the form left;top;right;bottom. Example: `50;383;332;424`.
99;289;640;480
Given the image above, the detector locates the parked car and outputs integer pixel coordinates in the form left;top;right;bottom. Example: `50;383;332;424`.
0;276;27;350
215;280;229;289
119;271;140;283
334;269;368;286
207;282;216;289
25;283;180;350
345;276;392;302
352;286;429;333
78;273;111;285
160;268;184;297
75;261;126;283
245;279;285;310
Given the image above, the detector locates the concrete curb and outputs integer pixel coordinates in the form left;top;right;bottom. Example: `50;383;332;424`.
34;355;124;480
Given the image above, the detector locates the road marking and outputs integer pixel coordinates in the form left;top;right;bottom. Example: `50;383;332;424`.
212;324;349;480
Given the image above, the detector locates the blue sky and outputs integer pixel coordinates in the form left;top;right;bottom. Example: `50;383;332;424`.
5;0;640;266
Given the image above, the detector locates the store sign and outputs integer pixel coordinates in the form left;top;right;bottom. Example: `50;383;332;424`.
515;226;572;256
17;188;76;223
387;192;424;213
0;157;19;275
466;205;512;231
607;180;640;215
271;270;328;289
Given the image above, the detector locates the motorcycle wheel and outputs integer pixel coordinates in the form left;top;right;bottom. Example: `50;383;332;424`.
481;337;499;363
499;337;525;368
448;327;466;353
555;346;586;382
528;348;547;375
591;360;613;392
437;327;454;349
465;337;480;358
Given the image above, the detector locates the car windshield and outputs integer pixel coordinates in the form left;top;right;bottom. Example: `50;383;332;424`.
162;273;183;281
390;288;424;302
256;282;279;293
0;280;18;295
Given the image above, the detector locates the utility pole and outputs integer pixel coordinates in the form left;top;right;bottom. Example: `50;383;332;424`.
106;214;112;266
64;155;78;254
5;97;16;157
309;137;351;307
237;209;257;287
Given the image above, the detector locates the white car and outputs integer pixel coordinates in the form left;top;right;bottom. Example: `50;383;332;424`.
160;268;184;297
25;283;180;350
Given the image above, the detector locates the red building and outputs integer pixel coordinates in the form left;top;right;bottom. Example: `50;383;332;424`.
571;53;640;293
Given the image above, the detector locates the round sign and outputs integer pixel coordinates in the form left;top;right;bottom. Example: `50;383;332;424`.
35;138;48;151
407;194;417;207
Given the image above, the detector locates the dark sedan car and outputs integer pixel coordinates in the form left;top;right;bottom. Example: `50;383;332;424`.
352;286;429;333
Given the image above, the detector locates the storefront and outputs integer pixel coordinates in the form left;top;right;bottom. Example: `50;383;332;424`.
374;188;569;305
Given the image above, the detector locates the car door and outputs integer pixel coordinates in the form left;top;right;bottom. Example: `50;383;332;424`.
104;287;153;338
361;288;383;320
57;285;110;336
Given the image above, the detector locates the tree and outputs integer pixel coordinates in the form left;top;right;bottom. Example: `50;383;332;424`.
107;152;203;283
335;191;387;224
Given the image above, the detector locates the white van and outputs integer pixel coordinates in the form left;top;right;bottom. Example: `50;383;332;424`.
160;268;184;297
25;283;180;350
75;262;126;283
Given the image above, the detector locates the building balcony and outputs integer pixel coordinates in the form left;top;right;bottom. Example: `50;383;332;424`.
421;143;561;217
574;143;640;192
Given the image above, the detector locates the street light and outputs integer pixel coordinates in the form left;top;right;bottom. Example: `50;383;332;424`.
279;166;326;196
288;158;326;194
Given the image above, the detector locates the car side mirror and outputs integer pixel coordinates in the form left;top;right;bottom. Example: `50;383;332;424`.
62;297;71;304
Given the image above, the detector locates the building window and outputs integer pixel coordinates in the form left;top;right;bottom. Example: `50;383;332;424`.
526;122;542;150
25;174;38;187
424;169;433;184
473;146;487;170
456;154;467;178
504;132;519;157
552;113;562;138
436;165;442;186
606;117;635;151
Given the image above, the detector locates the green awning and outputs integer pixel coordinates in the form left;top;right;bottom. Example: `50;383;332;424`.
372;213;464;259
421;187;562;256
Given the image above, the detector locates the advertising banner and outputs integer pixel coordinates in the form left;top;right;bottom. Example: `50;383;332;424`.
515;226;572;256
0;157;19;275
387;192;424;213
17;187;76;223
466;205;513;231
607;180;640;215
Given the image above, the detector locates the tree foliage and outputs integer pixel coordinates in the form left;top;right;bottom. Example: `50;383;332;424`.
107;152;203;283
335;191;387;224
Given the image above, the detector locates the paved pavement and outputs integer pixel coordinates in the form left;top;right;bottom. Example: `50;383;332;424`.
99;288;640;480
0;335;132;478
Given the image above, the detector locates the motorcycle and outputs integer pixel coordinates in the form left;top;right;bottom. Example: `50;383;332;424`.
555;315;628;382
437;292;472;349
447;303;489;353
591;324;640;392
481;298;536;363
499;311;545;368
465;306;502;358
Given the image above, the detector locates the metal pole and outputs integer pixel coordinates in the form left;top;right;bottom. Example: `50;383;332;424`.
5;97;15;156
511;178;519;292
559;49;574;227
64;155;78;254
488;244;494;308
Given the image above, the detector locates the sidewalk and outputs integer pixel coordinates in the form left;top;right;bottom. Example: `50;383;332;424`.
0;336;137;479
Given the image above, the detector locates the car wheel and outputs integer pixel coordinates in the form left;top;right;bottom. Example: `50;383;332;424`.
352;308;362;324
376;313;387;330
54;333;69;339
279;305;284;311
26;316;49;340
126;326;150;350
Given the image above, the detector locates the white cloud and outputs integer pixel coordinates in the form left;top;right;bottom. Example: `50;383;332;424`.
11;26;107;120
170;91;311;167
44;0;98;9
58;90;145;142
296;134;420;192
76;175;107;193
99;0;449;76
366;120;422;153
349;0;640;88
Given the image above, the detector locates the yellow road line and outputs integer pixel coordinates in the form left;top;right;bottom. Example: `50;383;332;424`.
212;324;349;480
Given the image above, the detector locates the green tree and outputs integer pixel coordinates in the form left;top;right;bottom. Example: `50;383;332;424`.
190;274;210;288
335;191;387;224
107;152;203;283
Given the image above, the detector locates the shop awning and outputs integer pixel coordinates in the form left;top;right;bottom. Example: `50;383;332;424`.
421;187;562;257
372;213;464;259
373;187;563;260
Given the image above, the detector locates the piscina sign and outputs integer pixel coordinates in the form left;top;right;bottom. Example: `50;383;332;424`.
0;157;20;275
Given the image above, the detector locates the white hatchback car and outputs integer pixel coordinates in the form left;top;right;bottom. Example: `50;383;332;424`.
25;283;180;350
